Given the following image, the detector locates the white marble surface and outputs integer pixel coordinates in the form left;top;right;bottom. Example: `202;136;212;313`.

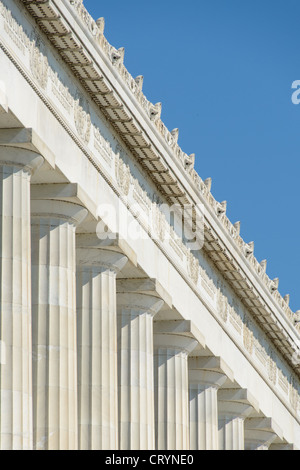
0;146;42;450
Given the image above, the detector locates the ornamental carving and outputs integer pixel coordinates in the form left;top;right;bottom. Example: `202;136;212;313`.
30;33;49;90
74;94;91;145
289;378;299;411
187;251;199;284
152;203;166;242
217;290;228;322
115;145;131;196
70;0;100;38
268;353;277;386
243;321;254;354
228;301;243;334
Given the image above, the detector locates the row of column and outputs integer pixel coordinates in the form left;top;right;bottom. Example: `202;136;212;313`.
0;147;283;450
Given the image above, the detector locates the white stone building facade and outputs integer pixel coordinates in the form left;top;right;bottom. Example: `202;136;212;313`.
0;0;299;450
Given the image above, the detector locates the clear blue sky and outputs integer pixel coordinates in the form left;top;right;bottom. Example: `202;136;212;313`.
84;0;300;313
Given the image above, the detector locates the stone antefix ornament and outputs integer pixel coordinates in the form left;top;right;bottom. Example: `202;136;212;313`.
110;46;125;65
149;102;162;122
70;0;100;38
217;200;227;217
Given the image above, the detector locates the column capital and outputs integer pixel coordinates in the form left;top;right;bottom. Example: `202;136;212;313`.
0;145;43;174
0;128;55;168
154;333;197;356
189;356;234;389
117;278;172;308
76;233;128;274
154;320;205;354
117;278;171;317
218;388;259;419
244;417;283;450
189;370;228;390
31;199;87;227
117;293;164;317
31;183;97;219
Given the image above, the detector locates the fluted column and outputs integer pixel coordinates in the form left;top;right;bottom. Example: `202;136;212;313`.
189;357;230;450
244;418;282;450
218;389;258;450
0;146;43;450
154;331;197;450
76;235;128;450
117;289;164;450
31;199;87;450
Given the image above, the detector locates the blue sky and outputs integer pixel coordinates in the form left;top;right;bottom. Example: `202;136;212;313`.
84;0;300;313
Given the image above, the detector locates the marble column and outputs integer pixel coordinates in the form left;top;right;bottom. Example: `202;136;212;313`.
189;357;229;450
244;418;282;450
154;332;197;450
76;235;128;450
0;146;43;450
218;389;258;450
31;199;87;450
117;288;164;450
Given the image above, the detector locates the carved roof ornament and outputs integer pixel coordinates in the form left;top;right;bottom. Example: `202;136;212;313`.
149;102;162;122
260;259;267;274
284;294;290;306
233;221;241;236
70;0;100;38
184;154;195;173
204;177;212;192
244;241;254;257
111;47;125;65
171;128;179;144
135;75;144;91
217;200;227;217
294;311;300;324
270;278;279;293
96;17;105;35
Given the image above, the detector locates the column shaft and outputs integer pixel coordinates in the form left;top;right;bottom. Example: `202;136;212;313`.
218;414;245;450
31;200;87;450
218;389;257;451
0;147;43;450
118;293;163;450
154;334;197;450
189;369;227;450
76;245;127;450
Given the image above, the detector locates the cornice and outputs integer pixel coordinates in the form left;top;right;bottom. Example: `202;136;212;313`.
17;0;300;374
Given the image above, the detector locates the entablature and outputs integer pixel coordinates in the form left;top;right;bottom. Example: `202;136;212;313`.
12;0;300;376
